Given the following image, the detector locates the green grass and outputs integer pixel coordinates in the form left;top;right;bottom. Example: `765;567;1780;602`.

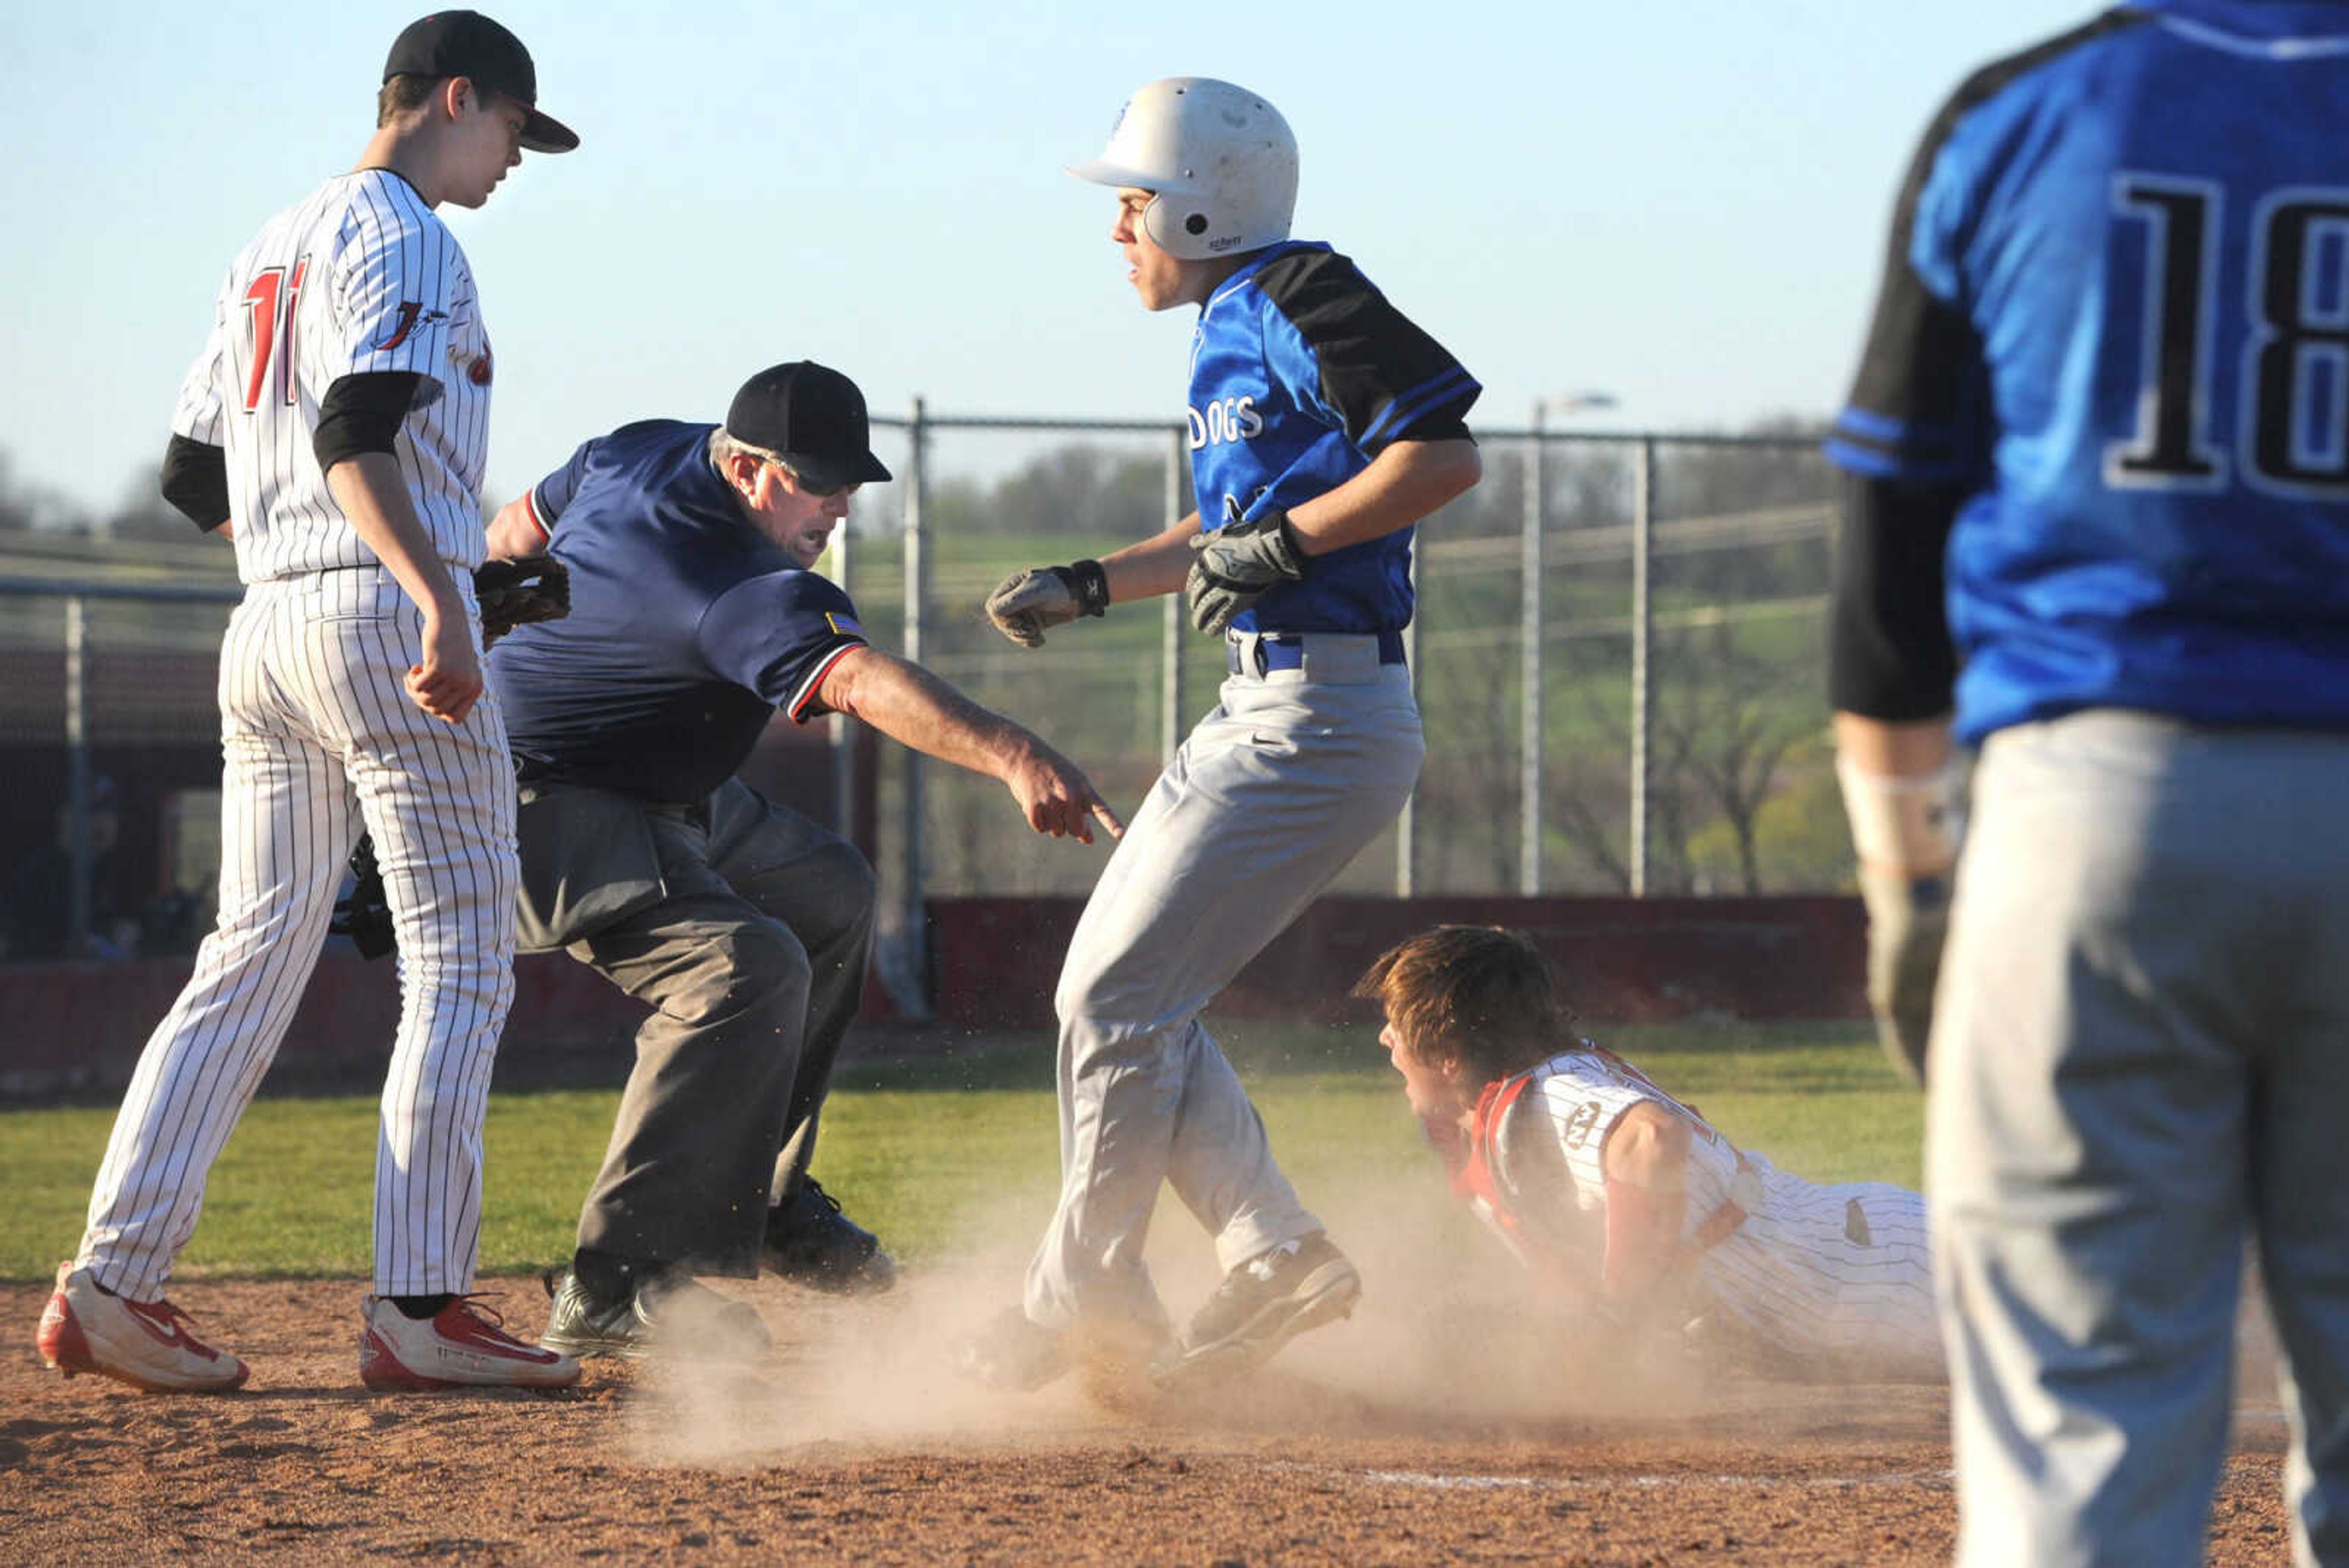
0;1021;1917;1282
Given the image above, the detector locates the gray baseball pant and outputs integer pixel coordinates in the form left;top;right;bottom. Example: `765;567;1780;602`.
1024;637;1423;1332
1929;710;2349;1568
519;777;875;1277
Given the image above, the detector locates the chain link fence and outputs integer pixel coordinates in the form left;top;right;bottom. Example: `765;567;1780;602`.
1;415;1843;971
858;414;1842;914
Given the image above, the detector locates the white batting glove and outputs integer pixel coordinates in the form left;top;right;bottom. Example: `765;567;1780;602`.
1838;754;1967;1084
1855;865;1952;1083
985;560;1110;647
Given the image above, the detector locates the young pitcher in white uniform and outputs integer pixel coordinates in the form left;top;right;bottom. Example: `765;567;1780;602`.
36;12;580;1394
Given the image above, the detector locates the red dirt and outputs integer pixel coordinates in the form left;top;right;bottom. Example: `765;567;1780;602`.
0;1277;2295;1566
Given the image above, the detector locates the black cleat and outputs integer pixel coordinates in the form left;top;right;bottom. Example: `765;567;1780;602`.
538;1268;769;1362
763;1180;898;1296
1149;1232;1361;1391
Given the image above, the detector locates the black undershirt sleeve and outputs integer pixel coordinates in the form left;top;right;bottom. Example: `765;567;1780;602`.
159;434;231;533
313;371;425;472
1827;469;1961;721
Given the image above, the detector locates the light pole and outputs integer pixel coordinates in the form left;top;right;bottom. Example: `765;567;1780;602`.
1520;392;1619;896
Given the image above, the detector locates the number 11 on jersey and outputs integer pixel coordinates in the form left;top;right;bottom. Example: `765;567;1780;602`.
240;258;308;414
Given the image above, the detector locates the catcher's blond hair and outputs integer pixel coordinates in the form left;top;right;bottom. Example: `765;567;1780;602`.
1353;926;1574;1085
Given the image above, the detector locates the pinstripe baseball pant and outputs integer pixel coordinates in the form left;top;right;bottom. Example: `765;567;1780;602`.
74;566;518;1299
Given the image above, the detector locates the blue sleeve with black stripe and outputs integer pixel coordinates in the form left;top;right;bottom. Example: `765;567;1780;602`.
1258;249;1480;451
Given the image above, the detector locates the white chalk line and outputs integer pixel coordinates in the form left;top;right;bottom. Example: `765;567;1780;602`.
1264;1460;1953;1493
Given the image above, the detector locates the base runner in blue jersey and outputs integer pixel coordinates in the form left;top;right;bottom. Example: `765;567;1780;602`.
481;363;1123;1361
1828;6;2349;1563
968;78;1483;1395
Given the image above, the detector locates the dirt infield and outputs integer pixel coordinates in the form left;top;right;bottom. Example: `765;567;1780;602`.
0;1276;2296;1566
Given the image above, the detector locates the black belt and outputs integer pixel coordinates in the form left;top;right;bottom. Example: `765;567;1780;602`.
1228;629;1406;675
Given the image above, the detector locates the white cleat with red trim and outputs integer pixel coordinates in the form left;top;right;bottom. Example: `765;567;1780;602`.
358;1295;581;1391
36;1263;251;1393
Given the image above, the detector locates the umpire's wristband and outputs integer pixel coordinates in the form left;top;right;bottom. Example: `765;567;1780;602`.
1057;559;1111;618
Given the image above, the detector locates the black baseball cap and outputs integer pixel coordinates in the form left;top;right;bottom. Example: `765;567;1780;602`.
725;363;894;492
384;12;578;155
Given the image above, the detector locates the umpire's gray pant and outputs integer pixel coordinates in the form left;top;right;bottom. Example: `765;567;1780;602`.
1929;712;2349;1568
1024;640;1423;1332
517;776;875;1277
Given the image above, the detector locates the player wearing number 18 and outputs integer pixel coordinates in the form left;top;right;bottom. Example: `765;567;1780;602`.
34;12;581;1395
1825;4;2349;1563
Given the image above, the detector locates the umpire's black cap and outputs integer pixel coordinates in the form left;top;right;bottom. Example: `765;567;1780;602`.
385;12;579;154
726;364;895;494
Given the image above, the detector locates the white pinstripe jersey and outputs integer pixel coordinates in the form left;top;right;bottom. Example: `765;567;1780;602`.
1476;1049;1939;1377
171;170;494;582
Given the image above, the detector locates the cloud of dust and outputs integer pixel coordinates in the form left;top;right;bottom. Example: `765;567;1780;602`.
625;1151;1721;1466
1244;1168;1719;1430
623;1189;1126;1466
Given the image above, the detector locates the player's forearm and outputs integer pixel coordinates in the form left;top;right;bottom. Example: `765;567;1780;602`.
1097;513;1203;601
1286;437;1481;555
486;494;549;560
327;453;467;620
1599;1107;1693;1300
822;648;1047;781
1833;714;1954;778
1833;713;1960;875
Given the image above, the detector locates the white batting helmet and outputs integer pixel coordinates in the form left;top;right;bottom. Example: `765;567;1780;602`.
1069;78;1298;261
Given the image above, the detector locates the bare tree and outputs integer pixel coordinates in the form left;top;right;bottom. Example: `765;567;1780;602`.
1657;618;1813;894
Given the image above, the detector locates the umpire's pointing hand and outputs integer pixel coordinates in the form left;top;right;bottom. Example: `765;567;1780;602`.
1003;741;1125;844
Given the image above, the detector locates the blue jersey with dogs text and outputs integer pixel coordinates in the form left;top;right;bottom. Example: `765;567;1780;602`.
486;419;866;805
1189;240;1479;635
1827;1;2349;742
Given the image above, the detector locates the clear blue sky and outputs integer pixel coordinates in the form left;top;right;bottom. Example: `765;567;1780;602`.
0;1;2090;518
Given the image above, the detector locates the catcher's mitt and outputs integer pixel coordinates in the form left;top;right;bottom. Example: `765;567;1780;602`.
473;555;571;644
329;833;397;960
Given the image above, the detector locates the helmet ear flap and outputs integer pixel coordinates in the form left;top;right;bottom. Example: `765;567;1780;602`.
1141;195;1217;261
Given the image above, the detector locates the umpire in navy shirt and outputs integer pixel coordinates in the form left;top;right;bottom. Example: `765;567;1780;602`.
484;362;1121;1359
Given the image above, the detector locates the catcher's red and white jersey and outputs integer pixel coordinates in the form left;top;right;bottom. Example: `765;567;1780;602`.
1470;1049;1940;1379
171;169;494;582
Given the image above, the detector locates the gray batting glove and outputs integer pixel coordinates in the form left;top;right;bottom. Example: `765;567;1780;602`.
985;560;1110;647
1186;506;1304;636
1857;863;1951;1085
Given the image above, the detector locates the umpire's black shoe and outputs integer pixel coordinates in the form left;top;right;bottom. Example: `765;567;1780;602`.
539;1268;770;1362
1149;1232;1360;1391
763;1180;899;1296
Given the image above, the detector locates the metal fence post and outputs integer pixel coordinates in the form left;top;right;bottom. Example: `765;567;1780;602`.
1519;416;1546;894
1398;544;1421;897
1630;437;1654;898
829;506;855;841
65;595;91;957
896;396;932;1012
1162;426;1187;767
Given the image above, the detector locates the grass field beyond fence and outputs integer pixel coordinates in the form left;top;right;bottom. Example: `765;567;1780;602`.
0;1021;1913;1284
